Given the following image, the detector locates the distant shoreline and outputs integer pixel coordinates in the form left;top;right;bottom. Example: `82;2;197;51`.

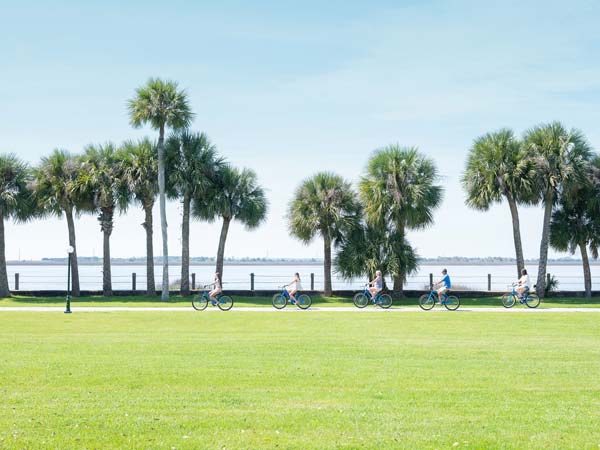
6;260;597;266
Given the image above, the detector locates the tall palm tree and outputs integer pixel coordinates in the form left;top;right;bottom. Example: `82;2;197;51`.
165;131;223;296
523;122;592;297
118;139;158;296
288;172;360;296
78;143;129;297
128;78;193;301
0;154;35;298
33;149;93;297
550;156;600;298
194;165;267;282
359;145;442;294
462;129;539;278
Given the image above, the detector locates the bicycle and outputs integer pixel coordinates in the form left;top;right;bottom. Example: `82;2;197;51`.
192;285;234;311
419;286;460;310
353;284;393;309
501;283;540;308
272;286;312;310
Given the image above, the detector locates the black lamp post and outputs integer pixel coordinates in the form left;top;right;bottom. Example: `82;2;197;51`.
65;246;74;314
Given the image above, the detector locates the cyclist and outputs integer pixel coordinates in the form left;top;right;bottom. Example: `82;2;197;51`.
368;270;383;298
516;269;530;298
434;269;451;302
208;271;222;305
285;273;302;303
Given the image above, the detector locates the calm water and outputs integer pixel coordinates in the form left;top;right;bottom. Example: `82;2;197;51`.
7;263;599;292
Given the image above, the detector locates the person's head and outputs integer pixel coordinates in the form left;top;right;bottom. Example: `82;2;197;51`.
521;269;527;276
295;272;300;279
376;270;382;277
442;269;447;275
215;271;221;279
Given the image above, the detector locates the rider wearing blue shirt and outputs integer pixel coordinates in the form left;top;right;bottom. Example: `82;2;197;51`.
435;269;451;301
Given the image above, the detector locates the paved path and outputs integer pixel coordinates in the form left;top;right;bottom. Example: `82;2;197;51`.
1;306;599;313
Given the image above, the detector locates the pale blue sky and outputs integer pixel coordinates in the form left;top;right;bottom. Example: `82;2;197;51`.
2;0;600;260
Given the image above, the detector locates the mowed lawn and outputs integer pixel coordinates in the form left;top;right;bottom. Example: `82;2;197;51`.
2;294;600;308
1;312;599;449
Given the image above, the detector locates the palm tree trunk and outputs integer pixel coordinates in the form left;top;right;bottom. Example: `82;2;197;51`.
579;242;592;298
536;191;554;297
323;232;332;296
216;217;231;281
507;195;525;278
0;213;10;298
180;193;191;296
158;123;169;301
65;208;80;297
393;277;404;297
100;209;113;297
142;202;156;296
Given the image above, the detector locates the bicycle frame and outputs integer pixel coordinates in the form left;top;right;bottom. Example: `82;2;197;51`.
509;286;530;301
362;287;383;303
281;289;295;301
426;289;449;303
201;289;222;302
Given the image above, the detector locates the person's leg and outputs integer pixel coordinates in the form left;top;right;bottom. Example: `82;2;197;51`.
517;287;523;298
289;289;297;301
438;287;446;301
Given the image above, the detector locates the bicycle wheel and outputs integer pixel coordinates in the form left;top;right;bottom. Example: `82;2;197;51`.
217;295;234;311
419;294;435;310
444;295;460;311
378;294;393;309
192;295;208;311
353;293;369;308
272;294;287;309
296;294;312;310
501;293;516;308
524;293;540;308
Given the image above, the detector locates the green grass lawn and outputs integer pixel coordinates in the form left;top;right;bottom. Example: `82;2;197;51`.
1;294;600;308
1;312;599;449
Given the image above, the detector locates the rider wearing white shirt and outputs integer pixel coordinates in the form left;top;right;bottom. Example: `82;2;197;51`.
368;270;383;298
286;273;302;302
516;269;530;298
209;271;222;301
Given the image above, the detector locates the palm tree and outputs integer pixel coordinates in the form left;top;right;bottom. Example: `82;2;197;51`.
0;154;35;298
128;78;194;301
118;139;158;296
359;145;442;294
78;143;129;297
33;149;92;297
523;122;592;297
462;129;538;278
288;172;360;296
194;165;267;282
335;218;417;292
550;156;600;298
164;131;223;295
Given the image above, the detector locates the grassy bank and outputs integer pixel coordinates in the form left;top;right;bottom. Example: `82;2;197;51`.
2;294;600;308
1;312;599;449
